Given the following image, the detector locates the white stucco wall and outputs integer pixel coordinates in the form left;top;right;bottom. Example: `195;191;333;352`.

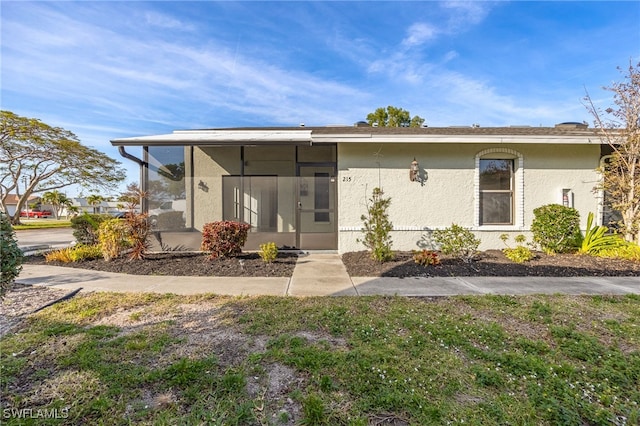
337;143;602;252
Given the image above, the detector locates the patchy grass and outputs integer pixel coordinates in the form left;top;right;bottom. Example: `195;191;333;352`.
1;293;639;425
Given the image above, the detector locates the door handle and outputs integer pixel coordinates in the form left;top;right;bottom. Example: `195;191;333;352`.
297;202;302;209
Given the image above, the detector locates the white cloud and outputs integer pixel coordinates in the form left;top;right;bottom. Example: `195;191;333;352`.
144;11;194;31
441;1;493;28
402;23;439;47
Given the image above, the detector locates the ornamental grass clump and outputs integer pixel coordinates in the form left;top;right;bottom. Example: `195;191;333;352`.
201;221;250;259
358;187;394;262
45;245;103;263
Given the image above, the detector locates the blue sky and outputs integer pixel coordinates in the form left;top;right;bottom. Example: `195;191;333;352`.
2;1;639;194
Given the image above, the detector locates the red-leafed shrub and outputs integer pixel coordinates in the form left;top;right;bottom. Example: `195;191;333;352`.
201;221;250;258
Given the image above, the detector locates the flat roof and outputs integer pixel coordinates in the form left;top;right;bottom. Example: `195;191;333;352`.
111;125;606;147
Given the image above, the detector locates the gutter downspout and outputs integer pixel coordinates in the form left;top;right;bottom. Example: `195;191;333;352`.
118;146;148;213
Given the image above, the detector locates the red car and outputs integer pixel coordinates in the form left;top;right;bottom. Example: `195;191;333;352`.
20;209;53;218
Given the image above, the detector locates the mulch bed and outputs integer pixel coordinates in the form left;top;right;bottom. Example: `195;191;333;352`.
22;249;640;278
342;250;640;277
23;252;298;277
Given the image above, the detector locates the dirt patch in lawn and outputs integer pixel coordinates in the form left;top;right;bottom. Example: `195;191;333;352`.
342;250;640;277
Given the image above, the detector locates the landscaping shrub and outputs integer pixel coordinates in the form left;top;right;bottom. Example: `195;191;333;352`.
597;243;640;261
258;242;278;263
98;218;131;261
358;187;394;262
71;213;111;245
45;245;102;263
578;212;626;255
432;223;480;263
412;249;440;266
124;212;150;260
500;234;534;263
531;204;581;254
1;211;22;298
201;221;250;258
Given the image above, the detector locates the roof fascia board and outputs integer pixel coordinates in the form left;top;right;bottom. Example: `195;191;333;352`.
311;134;600;144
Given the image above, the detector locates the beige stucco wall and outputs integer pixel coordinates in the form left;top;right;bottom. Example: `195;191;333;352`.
337;143;602;252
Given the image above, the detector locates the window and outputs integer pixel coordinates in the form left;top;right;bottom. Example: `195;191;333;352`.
475;149;523;228
314;172;330;222
479;159;514;225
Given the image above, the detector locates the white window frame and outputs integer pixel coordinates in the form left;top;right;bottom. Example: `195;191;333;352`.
474;148;524;230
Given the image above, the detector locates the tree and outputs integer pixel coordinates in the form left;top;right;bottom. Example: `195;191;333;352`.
358;187;394;262
584;62;640;242
0;110;126;225
366;106;425;128
86;194;105;214
41;190;71;219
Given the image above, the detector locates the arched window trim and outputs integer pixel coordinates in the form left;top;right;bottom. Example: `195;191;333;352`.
474;148;524;229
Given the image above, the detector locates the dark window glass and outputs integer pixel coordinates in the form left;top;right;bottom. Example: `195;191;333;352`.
479;159;513;225
314;173;330;222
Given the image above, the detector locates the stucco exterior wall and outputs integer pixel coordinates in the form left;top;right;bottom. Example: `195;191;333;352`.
337;143;602;252
192;146;241;230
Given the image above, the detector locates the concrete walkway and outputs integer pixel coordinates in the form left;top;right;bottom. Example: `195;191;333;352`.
15;253;640;297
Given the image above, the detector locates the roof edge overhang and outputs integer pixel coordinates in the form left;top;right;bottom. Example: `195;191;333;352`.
311;134;601;144
111;129;313;147
111;128;605;147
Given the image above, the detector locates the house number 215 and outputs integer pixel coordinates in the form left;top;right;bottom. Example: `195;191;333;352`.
342;176;352;182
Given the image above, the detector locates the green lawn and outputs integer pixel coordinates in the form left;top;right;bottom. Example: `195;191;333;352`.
12;219;72;230
1;293;639;425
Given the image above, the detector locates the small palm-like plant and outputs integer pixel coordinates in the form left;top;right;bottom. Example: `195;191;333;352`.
578;212;625;255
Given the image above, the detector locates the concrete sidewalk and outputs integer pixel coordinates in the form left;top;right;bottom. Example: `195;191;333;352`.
16;253;640;297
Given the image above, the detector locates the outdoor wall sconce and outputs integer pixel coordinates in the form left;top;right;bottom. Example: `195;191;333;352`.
198;180;209;192
410;158;421;182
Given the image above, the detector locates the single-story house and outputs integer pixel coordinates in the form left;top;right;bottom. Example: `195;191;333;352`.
110;122;613;252
3;194;41;216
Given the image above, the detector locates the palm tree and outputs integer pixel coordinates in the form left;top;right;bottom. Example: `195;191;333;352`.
86;194;105;214
41;190;70;219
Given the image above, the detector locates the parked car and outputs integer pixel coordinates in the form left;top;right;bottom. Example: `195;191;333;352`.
20;209;53;218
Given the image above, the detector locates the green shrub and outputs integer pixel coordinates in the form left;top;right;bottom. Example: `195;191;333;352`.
1;211;23;298
71;213;111;245
258;242;278;263
201;221;250;259
432;224;480;263
412;249;440;266
578;212;626;255
500;234;534;263
531;204;581;254
98;219;131;261
358;187;394;262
